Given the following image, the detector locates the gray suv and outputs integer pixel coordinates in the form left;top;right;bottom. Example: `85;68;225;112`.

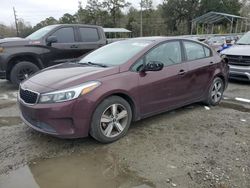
221;32;250;81
0;24;107;85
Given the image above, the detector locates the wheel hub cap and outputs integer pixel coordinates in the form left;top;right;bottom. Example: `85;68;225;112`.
211;81;223;103
100;104;128;138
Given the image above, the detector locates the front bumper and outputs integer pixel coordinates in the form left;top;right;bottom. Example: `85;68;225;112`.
229;65;250;81
0;70;6;79
18;98;92;139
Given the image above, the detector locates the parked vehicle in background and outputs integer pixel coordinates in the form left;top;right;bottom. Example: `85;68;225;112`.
206;35;238;53
18;37;229;143
205;36;226;52
221;31;250;81
0;24;107;85
217;37;235;53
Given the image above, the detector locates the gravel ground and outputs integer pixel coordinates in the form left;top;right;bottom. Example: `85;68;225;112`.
0;79;249;188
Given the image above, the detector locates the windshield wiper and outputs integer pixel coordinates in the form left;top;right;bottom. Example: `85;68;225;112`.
80;62;108;68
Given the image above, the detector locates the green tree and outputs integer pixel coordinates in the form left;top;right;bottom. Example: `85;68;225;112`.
126;7;140;36
161;0;242;35
59;13;77;24
76;1;87;24
17;19;33;37
33;17;58;31
140;0;154;36
141;0;153;10
199;0;242;15
161;0;196;34
0;24;16;38
85;0;107;25
241;0;250;17
103;0;131;27
76;0;112;26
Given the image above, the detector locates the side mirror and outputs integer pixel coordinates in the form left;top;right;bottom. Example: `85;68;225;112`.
143;61;164;72
46;36;57;45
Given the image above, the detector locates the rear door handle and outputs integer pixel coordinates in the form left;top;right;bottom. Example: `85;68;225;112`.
70;45;78;49
178;69;186;76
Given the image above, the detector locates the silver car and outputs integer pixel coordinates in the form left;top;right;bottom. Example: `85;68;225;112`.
221;32;250;81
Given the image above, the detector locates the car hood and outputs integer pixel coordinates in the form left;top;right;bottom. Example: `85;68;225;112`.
0;38;33;47
221;44;250;56
22;63;119;93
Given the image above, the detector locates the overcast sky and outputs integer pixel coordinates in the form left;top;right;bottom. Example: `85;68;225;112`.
0;0;162;26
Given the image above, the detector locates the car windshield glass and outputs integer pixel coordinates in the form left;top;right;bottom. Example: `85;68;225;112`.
26;25;57;40
236;32;250;45
79;40;153;66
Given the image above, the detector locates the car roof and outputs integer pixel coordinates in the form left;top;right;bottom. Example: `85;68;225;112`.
47;24;103;28
127;36;207;46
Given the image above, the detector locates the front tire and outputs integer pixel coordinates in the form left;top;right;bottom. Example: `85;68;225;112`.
205;77;224;106
90;96;132;143
10;61;39;86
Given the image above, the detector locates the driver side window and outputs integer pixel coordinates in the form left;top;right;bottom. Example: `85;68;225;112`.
145;41;182;66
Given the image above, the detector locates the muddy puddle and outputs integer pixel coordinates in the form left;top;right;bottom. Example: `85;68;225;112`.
0;92;18;101
0;150;155;188
0;102;16;110
0;116;22;127
220;102;250;113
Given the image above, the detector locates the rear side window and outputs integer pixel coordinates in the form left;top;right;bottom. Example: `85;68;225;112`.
184;41;208;61
145;41;182;66
52;27;75;43
79;27;100;42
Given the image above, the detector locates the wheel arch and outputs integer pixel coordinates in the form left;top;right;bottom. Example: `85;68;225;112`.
6;54;43;79
93;91;139;122
113;93;137;121
214;74;226;89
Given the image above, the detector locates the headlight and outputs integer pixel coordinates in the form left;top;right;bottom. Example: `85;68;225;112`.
39;81;101;103
0;47;4;53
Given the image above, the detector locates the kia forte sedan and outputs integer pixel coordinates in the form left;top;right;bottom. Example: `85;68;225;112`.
18;37;229;143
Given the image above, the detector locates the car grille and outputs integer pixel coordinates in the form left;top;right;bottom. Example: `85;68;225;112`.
227;55;250;66
19;88;39;104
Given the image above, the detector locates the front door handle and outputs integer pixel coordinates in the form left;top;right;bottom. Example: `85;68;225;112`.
178;69;186;76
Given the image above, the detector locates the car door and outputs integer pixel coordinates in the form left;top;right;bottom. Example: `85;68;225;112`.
44;26;81;66
182;40;216;100
137;40;191;117
76;27;105;56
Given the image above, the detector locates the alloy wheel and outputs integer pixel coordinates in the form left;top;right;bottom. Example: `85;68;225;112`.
211;80;223;103
18;68;35;81
100;104;128;138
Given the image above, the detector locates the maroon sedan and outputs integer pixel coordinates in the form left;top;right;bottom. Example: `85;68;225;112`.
18;37;229;143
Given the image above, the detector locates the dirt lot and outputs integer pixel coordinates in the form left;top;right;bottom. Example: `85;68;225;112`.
0;80;249;188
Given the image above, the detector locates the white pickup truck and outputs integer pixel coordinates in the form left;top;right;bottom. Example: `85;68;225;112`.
221;32;250;81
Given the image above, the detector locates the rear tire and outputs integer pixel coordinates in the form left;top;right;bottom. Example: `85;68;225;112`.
10;61;39;86
204;77;224;106
90;96;132;143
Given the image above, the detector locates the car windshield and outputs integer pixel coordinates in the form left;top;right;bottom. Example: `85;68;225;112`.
26;25;57;40
236;32;250;45
79;40;153;66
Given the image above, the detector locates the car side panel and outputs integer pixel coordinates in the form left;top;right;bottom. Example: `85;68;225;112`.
185;56;217;100
138;63;192;117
